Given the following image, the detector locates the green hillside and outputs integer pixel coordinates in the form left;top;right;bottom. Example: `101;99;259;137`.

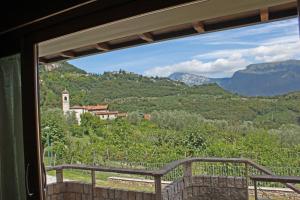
40;62;300;128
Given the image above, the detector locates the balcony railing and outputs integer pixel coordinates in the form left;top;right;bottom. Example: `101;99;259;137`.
46;157;300;200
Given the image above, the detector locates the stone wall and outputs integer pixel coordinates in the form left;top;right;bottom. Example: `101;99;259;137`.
108;176;171;188
162;179;184;200
248;187;300;200
46;182;155;200
162;175;248;200
46;176;248;200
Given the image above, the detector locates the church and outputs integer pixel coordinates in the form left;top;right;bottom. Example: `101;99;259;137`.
62;89;126;124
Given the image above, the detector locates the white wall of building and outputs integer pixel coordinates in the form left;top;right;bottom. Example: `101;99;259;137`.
62;93;70;114
98;114;117;120
70;108;85;124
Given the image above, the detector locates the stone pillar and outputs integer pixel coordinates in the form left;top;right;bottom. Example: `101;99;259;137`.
183;162;192;178
56;169;63;183
183;162;193;190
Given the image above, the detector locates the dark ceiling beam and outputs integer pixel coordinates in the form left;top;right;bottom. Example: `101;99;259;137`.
0;0;98;36
60;51;75;58
138;32;154;42
96;43;110;51
193;21;205;33
260;8;269;22
38;57;47;64
29;0;200;43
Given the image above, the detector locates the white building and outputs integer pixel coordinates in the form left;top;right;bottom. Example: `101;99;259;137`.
62;90;126;124
62;89;70;114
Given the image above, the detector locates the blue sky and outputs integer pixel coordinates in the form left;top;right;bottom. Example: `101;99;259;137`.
69;18;300;78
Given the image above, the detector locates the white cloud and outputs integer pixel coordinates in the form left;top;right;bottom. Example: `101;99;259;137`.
146;37;300;78
262;34;299;45
251;42;300;62
145;53;249;78
179;18;298;44
196;37;300;61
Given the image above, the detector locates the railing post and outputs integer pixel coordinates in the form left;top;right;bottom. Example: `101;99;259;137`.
183;161;192;178
91;170;95;200
245;162;249;183
154;175;162;200
91;170;96;187
254;180;258;200
56;168;63;183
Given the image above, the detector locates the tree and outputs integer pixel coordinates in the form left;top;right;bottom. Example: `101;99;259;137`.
127;111;142;125
65;111;78;126
41;108;68;146
183;129;207;156
80;112;106;136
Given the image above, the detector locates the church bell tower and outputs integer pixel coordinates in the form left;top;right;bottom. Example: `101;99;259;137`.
62;89;70;114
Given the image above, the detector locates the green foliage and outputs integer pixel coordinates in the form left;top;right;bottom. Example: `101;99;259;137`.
183;129;207;155
270;124;300;147
127;111;142;125
80;112;106;136
42;111;300;167
150;110;204;130
41;108;68;146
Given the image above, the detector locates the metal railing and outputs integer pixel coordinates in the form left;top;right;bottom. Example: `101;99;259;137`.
46;157;300;200
250;175;300;200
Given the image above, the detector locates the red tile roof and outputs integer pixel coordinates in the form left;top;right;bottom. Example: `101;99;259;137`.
70;105;84;109
95;111;118;115
70;104;108;110
144;114;151;120
84;104;108;110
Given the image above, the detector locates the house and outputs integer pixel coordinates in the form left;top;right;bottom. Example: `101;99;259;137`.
62;89;125;123
143;114;151;120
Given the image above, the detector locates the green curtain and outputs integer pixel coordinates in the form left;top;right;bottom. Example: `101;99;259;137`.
0;54;26;200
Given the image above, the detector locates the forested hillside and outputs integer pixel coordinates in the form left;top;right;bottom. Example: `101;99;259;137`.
40;61;300;128
40;62;300;168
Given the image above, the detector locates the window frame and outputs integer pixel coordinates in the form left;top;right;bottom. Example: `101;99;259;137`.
18;1;300;199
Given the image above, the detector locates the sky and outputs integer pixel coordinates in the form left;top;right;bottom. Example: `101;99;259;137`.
69;18;300;78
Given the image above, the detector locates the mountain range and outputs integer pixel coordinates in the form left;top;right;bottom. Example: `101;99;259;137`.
169;72;215;85
169;60;300;96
